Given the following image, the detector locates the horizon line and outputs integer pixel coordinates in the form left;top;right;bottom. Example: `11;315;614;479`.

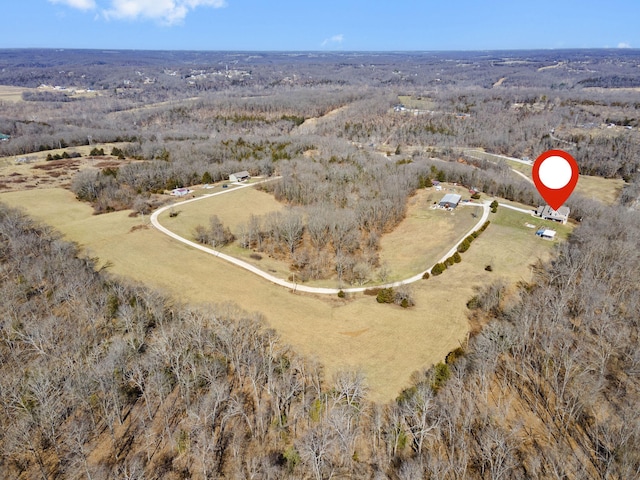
2;47;639;54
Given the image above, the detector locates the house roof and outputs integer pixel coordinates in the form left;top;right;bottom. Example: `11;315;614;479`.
231;170;250;178
538;205;569;217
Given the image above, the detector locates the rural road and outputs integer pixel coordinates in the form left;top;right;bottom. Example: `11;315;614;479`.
151;181;492;294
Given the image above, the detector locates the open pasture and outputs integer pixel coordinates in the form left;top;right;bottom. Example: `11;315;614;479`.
160;186;284;236
0;85;29;102
0;187;569;401
379;187;480;281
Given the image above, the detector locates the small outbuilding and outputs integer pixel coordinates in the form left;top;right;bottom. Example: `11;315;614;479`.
229;171;250;182
439;193;462;209
0;133;9;142
536;205;569;224
536;228;556;240
171;187;189;197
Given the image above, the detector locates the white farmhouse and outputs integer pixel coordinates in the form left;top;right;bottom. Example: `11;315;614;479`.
536;205;569;224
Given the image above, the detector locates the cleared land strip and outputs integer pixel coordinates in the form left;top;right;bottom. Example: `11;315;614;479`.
463;149;535;186
499;203;535;215
151;182;491;294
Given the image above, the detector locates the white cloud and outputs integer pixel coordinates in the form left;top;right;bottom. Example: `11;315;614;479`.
618;41;632;48
104;0;226;24
48;0;97;10
50;0;226;24
321;34;344;47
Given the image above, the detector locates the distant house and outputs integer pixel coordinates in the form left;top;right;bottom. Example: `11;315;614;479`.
229;171;250;182
0;133;10;142
171;187;189;197
536;228;556;240
439;193;462;209
536;205;569;224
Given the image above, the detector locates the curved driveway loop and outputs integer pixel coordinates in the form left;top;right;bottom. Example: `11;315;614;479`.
151;180;491;294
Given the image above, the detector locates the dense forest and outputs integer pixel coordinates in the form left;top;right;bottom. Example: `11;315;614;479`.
1;49;640;478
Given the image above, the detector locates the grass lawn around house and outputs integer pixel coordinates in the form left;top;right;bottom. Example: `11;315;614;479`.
479;206;572;276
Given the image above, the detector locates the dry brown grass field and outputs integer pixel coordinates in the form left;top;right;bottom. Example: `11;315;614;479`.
0;187;568;402
379;187;479;281
0;85;29;102
571;174;626;204
160;186;284;235
0;145;132;191
162;184;479;286
0;85;99;102
397;95;437;110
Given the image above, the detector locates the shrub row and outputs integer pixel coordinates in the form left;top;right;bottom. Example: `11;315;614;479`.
427;220;491;278
46;150;82;161
457;220;490;254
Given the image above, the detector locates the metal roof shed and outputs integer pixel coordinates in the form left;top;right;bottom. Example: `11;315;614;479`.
439;193;462;208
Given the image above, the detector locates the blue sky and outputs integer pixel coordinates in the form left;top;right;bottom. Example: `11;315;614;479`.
2;0;639;51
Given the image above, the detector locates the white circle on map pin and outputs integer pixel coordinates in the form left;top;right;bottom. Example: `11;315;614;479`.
537;155;572;190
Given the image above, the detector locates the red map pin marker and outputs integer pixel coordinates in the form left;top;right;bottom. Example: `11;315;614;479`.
532;149;579;211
